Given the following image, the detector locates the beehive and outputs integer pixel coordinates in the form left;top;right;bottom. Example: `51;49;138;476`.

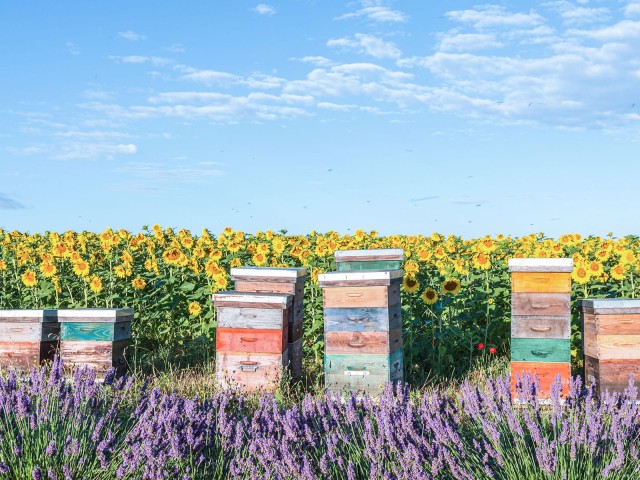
58;308;133;375
509;258;573;399
230;267;307;380
213;291;292;392
0;309;58;371
580;298;640;395
320;270;403;395
334;248;404;272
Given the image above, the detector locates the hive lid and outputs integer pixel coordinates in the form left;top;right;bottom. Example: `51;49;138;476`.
230;266;307;280
508;258;573;272
57;308;134;323
213;291;293;308
578;298;640;310
334;249;405;262
318;270;403;286
0;309;58;322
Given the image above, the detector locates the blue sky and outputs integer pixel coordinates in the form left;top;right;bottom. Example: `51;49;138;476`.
1;0;639;238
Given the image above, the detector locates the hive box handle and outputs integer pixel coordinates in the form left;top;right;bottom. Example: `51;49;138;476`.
531;350;551;357
530;327;552;332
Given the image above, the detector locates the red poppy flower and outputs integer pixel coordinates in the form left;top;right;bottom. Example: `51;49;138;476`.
477;343;484;350
489;347;497;354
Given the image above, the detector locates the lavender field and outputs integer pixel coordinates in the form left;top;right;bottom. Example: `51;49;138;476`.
0;359;638;480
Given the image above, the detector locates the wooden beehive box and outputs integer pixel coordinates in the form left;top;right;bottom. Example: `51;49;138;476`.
213;291;292;392
334;248;404;272
230;267;307;380
0;309;59;371
320;270;403;395
580;298;640;395
58;308;133;375
508;258;573;399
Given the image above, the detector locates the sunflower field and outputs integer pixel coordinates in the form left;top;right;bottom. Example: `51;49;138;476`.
1;226;639;383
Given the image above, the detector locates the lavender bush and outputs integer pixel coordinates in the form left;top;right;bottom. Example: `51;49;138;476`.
1;359;639;479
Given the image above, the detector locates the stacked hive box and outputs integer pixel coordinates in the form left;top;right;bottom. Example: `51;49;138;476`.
320;270;403;396
230;267;307;381
580;298;640;395
58;308;132;375
213;292;292;392
335;248;404;272
509;258;572;399
0;309;58;371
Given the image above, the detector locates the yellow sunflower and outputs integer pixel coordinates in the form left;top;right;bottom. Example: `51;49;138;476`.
188;301;202;316
404;260;419;275
72;260;90;277
252;253;267;266
163;248;187;266
205;260;222;278
620;250;636;265
572;265;590;285
89;275;103;294
610;264;626;281
402;275;420;293
229;258;242;268
441;278;461;295
421;289;438;305
21;269;37;287
472;253;491;270
131;277;147;290
39;262;57;278
588;261;603;278
0;259;6;271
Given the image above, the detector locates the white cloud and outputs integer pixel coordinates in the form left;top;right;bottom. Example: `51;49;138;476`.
54;143;137;160
446;5;543;29
109;55;173;66
569;20;640;40
115;162;223;183
327;34;401;59
292;56;335;67
118;31;145;41
66;42;80;55
437;33;503;52
542;1;609;25
627;2;640;17
253;4;276;16
180;69;240;85
336;3;408;23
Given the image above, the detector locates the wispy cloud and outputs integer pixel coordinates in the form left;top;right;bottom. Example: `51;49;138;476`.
109;55;173;66
327;34;401;59
445;5;543;29
66;42;80;55
0;193;26;210
253;4;276;16
291;56;335;67
117;31;146;41
543;1;610;25
437;33;503;52
115;162;223;184
336;1;408;23
54;142;137;160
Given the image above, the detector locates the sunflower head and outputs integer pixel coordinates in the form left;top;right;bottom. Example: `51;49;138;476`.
421;289;438;305
441;278;461;295
402;275;420;293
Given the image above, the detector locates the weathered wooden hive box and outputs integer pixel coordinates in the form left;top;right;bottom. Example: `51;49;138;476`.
213;291;292;392
58;308;133;375
509;258;573;399
230;267;307;380
580;298;640;395
334;248;404;272
320;270;404;395
0;309;59;371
